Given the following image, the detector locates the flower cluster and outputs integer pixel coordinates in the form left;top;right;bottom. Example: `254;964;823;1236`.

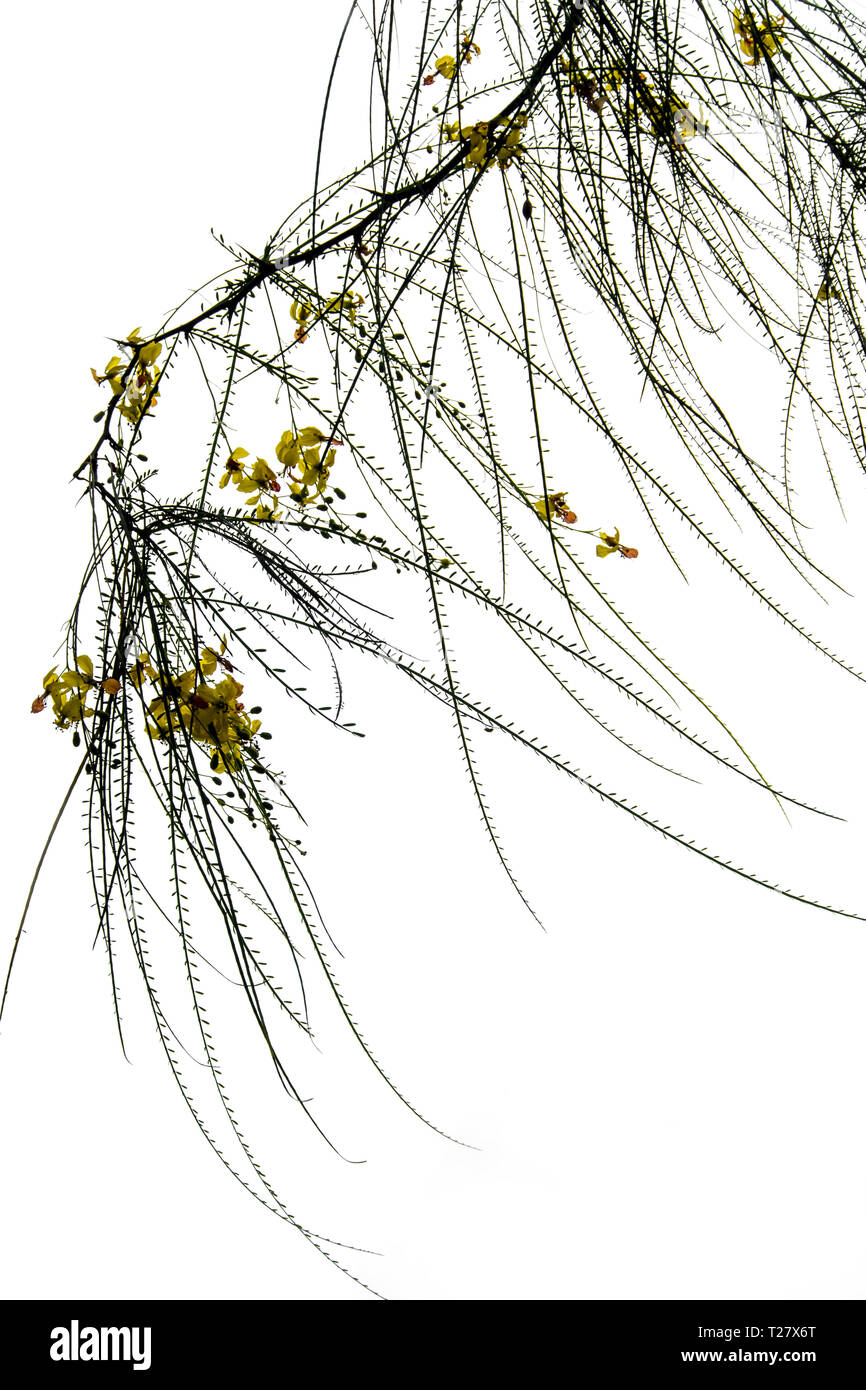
275;425;341;506
628;74;702;148
91;328;162;426
218;426;342;517
732;7;786;65
563;64;704;149
423;31;481;85
30;642;269;770
219;447;283;521
440;113;528;170
141;643;261;773
532;495;639;560
560;60;624;113
291;291;364;342
32;656;122;729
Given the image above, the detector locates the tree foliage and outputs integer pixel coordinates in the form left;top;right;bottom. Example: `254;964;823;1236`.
7;1;866;1290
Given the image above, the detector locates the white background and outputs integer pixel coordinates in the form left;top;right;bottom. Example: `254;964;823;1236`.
1;0;866;1301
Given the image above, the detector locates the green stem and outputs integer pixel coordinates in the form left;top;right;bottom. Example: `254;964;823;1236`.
0;751;89;1026
184;295;249;577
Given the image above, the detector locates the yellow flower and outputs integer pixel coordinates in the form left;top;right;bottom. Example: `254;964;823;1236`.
253;498;282;522
325;290;364;323
290;299;313;341
280;433;304;472
54;692;95;727
90;355;125;394
306;449;335;501
301;445;335;491
123;328;162;372
426;31;479;85
219;446;250;488
100;338;161;424
276;427;341;505
732;7;785;65
145;668;261;771
596;528;639;559
817;279;841;302
496;114;527;168
220;450;284;517
35;667;62;714
92;332;162;420
464;122;490;168
236;456;276;493
138;340;162;366
144;669;197;739
447;115;527;172
460;31;481;64
200;638;227;677
33;655;128;725
128;653;158;689
35;658;98;728
118;375;161;426
252;456;277;486
534;492;576;524
625;74;699;148
298;425;336;447
275;430;302;470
